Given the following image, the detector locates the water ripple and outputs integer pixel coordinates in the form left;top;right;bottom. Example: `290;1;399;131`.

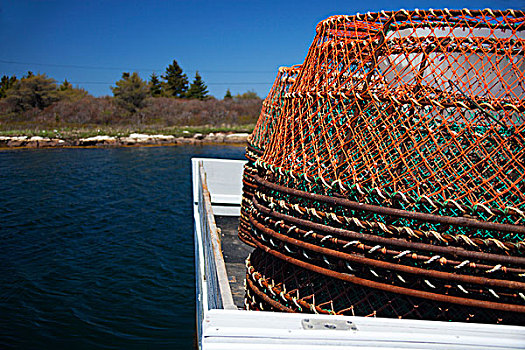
0;145;245;349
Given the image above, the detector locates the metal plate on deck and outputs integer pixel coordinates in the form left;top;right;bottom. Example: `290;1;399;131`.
302;318;358;331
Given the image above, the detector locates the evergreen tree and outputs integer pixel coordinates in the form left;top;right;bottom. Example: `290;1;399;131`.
57;79;88;101
149;72;162;97
224;88;232;100
5;73;58;110
59;79;73;91
0;75;17;98
186;71;209;100
111;72;148;113
162;60;188;98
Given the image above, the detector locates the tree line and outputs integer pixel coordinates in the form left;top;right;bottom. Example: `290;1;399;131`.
0;59;262;131
0;59;259;114
0;71;89;111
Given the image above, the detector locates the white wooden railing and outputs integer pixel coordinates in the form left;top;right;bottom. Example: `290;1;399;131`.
196;160;236;311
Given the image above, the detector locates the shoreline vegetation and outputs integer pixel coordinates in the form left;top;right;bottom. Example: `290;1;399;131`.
1;59;262;150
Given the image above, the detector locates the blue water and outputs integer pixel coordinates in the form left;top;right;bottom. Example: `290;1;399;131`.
0;145;245;349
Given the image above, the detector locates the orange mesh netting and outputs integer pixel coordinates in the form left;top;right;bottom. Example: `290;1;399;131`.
259;9;525;219
248;65;302;153
240;9;525;323
239;65;301;246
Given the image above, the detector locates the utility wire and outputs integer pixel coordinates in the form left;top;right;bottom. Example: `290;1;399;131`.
0;59;275;74
71;81;271;85
1;59;273;86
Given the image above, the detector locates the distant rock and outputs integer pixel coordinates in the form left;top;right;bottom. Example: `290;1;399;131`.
213;133;226;142
224;133;249;143
49;139;66;147
120;133;175;145
0;131;248;148
0;136;69;148
120;133;176;145
81;135;115;142
128;133;149;139
78;135;117;146
8;136;28;142
26;136;46;148
121;133;149;144
204;133;217;141
151;134;175;141
5;136;28;147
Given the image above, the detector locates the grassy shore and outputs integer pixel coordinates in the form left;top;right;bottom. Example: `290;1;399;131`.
0;96;261;147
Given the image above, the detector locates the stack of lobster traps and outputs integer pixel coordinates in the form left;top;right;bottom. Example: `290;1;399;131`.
241;9;525;325
239;65;301;246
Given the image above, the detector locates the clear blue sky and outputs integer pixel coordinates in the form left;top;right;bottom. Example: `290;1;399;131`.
0;0;521;98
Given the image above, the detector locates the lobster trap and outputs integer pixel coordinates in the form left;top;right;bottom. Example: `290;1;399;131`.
239;65;301;246
245;248;525;325
241;9;525;324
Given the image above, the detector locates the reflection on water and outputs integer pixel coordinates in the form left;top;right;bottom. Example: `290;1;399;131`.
0;145;245;349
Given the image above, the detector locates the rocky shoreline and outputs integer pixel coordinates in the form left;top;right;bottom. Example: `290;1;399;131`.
0;132;250;149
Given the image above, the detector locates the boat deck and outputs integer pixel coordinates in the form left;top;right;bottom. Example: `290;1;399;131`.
215;216;253;308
